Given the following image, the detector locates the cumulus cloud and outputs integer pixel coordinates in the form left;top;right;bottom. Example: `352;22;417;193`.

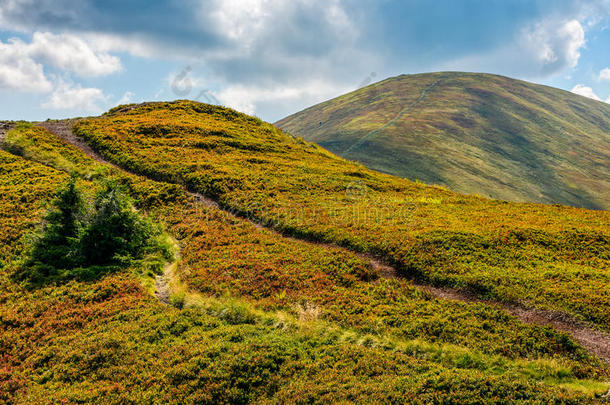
0;38;51;92
206;0;357;52
0;31;121;94
1;0;608;119
441;18;586;79
0;0;360;63
571;84;602;101
215;80;352;115
576;0;610;27
28;32;121;76
0;0;85;32
195;0;365;85
208;0;272;47
599;68;610;81
117;91;135;105
0;0;371;118
42;81;107;111
524;19;585;74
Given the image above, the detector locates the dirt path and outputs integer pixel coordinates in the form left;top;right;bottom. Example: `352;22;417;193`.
38;120;610;363
344;79;443;156
0;121;13;143
38;120;117;166
37;120;176;306
425;286;610;363
154;264;172;305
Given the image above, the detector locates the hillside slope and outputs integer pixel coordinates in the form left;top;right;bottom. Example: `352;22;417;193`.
74;101;610;332
276;72;610;209
1;103;609;402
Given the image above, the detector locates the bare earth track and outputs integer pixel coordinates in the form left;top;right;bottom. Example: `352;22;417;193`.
36;119;610;363
38;120;113;166
0;121;13;143
344;79;443;156
154;271;171;305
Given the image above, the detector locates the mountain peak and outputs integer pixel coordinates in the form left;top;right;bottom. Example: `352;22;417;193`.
276;72;610;209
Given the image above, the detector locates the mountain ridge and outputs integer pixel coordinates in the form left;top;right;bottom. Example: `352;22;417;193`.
276;72;610;209
35;118;610;362
1;101;609;402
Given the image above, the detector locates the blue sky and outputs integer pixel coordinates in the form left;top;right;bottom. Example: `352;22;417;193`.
0;0;609;122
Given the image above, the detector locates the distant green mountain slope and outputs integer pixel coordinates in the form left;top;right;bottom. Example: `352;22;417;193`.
276;72;610;209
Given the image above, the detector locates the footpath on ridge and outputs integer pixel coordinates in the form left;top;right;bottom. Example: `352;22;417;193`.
36;119;610;363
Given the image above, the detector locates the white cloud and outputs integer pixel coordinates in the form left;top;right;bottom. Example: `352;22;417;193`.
117;91;134;105
599;68;610;81
0;0;85;32
207;0;357;50
571;84;602;101
210;0;270;46
81;32;165;59
525;19;585;71
576;0;610;27
215;80;352;115
42;81;107;111
28;32;121;77
192;0;367;118
0;1;369;120
0;37;52;92
0;31;121;93
440;18;586;79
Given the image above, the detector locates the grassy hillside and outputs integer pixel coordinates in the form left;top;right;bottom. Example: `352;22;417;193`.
1;105;609;402
74;101;610;331
276;72;610;210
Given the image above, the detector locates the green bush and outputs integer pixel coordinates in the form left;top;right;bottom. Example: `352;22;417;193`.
20;178;169;284
80;184;158;266
26;177;87;272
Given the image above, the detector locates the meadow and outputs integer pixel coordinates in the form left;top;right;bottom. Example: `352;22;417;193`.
1;111;609;402
276;72;610;210
74;101;610;332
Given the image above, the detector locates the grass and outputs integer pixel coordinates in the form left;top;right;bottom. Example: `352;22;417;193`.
3;122;106;179
6;275;605;403
0;150;68;266
74;100;610;333
276;72;610;210
1;112;609;402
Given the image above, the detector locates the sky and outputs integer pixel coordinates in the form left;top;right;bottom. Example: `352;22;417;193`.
0;0;609;122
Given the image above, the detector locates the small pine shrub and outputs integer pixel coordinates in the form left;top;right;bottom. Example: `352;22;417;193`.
19;179;170;284
22;177;87;280
80;184;159;267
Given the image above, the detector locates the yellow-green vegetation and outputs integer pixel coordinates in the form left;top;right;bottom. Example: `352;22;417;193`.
276;72;610;210
4;122;103;179
1;109;609;402
0;150;67;269
16;178;173;285
74;101;610;332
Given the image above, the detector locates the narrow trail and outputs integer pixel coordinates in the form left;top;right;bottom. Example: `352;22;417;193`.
154;238;181;306
37;120;610;363
38;120;114;166
0;121;13;143
426;286;610;363
344;79;443;156
154;267;172;305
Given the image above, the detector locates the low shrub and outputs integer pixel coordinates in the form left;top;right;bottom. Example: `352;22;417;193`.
18;178;171;284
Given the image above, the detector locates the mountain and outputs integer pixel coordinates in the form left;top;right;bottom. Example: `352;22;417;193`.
276;72;610;210
1;102;609;403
